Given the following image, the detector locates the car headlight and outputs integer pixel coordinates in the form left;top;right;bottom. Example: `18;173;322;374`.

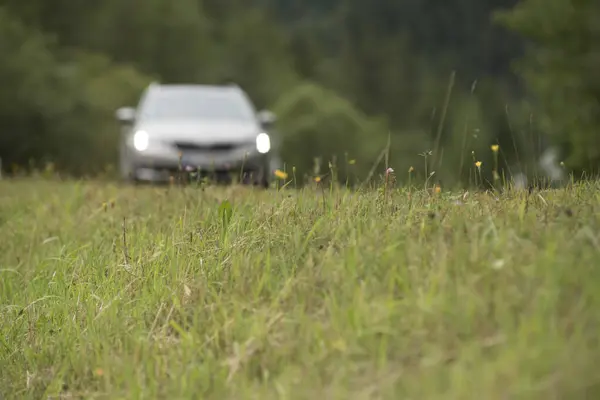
133;130;149;151
256;132;270;154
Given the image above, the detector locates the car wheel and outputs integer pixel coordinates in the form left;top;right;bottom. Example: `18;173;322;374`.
119;164;137;183
254;167;271;189
119;148;135;183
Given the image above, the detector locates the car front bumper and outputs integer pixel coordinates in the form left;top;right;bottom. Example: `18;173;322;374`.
127;149;271;183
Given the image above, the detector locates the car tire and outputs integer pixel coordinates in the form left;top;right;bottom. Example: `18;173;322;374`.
255;165;271;189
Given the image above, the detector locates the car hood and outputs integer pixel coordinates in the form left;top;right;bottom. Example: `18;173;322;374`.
138;119;260;142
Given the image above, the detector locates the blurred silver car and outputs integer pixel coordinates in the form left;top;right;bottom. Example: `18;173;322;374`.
115;82;277;187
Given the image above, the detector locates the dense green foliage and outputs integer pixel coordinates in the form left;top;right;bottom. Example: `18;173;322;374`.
0;0;597;182
497;0;600;173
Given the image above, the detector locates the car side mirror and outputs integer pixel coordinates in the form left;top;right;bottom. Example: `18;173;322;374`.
115;107;136;124
257;110;276;128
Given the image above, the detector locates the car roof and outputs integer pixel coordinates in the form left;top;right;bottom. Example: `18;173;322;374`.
145;83;253;106
148;83;241;94
137;83;258;120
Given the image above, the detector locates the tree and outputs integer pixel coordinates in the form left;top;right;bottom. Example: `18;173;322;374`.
497;0;600;173
273;82;390;185
0;7;151;174
0;8;71;170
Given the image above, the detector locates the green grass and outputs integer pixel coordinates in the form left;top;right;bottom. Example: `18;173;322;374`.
2;178;600;399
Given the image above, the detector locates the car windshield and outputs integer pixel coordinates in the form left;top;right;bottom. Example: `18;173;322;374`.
140;87;255;122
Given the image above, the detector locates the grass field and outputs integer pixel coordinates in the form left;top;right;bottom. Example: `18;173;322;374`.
1;178;600;399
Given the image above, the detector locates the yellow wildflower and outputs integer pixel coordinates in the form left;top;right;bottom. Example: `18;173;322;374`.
434;185;441;194
314;176;322;183
475;161;482;168
274;169;288;180
491;144;499;152
348;159;356;165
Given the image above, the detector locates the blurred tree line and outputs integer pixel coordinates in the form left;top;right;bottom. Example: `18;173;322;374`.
0;0;597;185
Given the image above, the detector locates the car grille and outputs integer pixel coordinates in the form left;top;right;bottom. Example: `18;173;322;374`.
173;141;236;152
